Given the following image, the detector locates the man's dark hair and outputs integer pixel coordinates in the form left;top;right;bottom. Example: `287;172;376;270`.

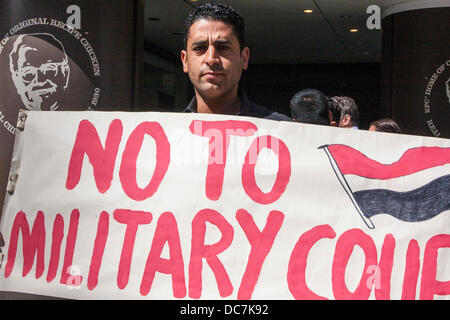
290;88;331;126
370;118;402;133
328;99;341;124
330;96;360;126
184;2;245;50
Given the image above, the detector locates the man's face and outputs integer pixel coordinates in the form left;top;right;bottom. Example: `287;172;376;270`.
181;19;249;100
10;35;69;111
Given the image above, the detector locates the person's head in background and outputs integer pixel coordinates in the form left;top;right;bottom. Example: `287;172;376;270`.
290;88;335;126
330;96;360;129
369;118;401;133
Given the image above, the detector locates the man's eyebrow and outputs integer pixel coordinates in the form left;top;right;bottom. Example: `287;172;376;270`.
190;39;233;47
191;40;207;47
213;39;232;45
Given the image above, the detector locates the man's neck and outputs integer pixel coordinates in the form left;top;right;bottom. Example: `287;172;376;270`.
195;88;242;115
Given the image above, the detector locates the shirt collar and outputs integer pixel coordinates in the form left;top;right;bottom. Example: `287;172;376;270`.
184;89;251;115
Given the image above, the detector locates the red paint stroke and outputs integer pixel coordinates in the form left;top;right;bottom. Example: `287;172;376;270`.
189;120;257;201
46;214;64;283
60;209;83;287
114;209;153;289
66;119;123;192
332;228;378;300
5;211;46;279
88;211;109;290
288;224;335;300
140;212;186;298
242;136;291;204
236;209;284;300
374;234;395;300
327;145;450;179
402;239;420;300
189;209;234;299
420;234;450;299
119;122;170;201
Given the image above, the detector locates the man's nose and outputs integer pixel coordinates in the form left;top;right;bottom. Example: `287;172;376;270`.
35;68;47;83
205;46;220;66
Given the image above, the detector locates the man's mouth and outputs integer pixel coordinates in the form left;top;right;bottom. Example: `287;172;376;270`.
29;82;57;96
201;68;225;74
35;87;56;95
202;72;225;79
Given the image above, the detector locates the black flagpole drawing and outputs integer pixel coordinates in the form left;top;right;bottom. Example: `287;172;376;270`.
319;145;376;229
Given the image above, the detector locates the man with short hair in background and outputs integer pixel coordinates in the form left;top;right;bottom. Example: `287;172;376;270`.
330;95;360;129
290;88;336;126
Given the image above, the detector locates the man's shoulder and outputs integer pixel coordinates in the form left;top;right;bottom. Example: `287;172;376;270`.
248;101;293;121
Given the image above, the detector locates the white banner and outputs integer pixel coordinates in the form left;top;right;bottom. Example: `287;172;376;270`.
0;110;449;300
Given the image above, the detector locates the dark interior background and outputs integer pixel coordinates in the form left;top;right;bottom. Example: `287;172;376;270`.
241;63;380;129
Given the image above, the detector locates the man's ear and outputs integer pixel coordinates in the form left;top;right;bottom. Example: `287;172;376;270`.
181;50;188;73
241;47;250;70
340;114;351;127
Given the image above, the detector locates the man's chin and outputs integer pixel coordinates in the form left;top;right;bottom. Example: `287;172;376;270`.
42;101;60;111
203;80;223;88
197;83;230;98
27;99;60;111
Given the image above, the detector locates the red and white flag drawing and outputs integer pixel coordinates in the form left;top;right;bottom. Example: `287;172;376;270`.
320;144;450;229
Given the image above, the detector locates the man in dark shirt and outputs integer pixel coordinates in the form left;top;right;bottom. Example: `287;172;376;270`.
181;2;291;121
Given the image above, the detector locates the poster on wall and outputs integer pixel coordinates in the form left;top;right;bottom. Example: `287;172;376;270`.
382;8;450;139
0;111;448;300
0;0;142;215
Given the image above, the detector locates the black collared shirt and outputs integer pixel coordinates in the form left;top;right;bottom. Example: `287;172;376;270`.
184;89;292;121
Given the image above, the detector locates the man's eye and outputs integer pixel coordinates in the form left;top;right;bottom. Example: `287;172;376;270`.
22;73;34;83
20;70;35;83
44;64;58;72
217;45;229;50
193;46;206;52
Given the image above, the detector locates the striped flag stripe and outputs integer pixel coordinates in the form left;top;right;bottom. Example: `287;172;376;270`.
353;174;450;222
327;145;450;179
320;144;450;228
